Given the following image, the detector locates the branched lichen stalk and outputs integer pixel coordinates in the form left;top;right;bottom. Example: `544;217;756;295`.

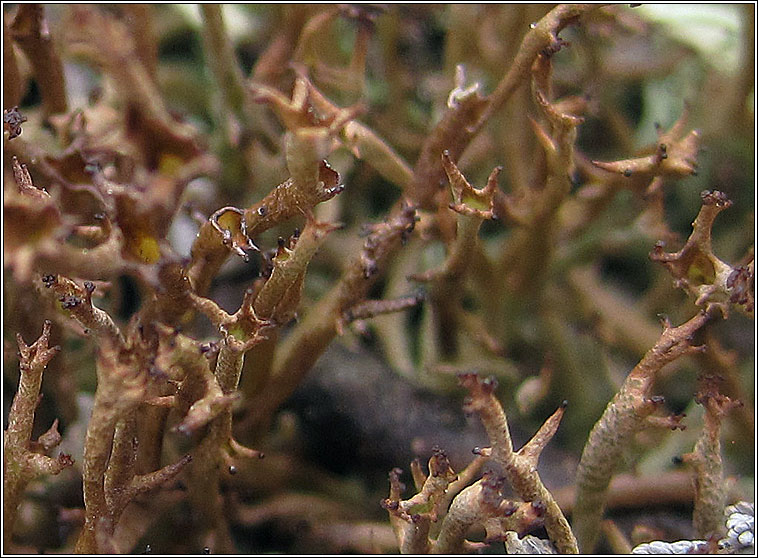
458;373;577;553
410;4;600;208
383;450;457;554
250;202;417;428
75;341;150;553
433;474;533;554
4;322;71;549
41;274;124;346
573;310;714;552
685;383;741;538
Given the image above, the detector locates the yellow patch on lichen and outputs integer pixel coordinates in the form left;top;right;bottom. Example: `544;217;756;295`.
132;232;161;264
216;210;242;231
158;153;184;176
227;324;247;341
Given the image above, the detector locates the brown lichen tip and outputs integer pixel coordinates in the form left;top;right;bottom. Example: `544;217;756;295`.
251;217;338;325
429;446;453;478
650;190;752;317
11;156;50;200
441;151;499;219
472;446;492;457
591;111;700;181
357;201;418;279
700;189;732;209
388;467;406;500
480;471;508;509
44;274;123;344
15;320;60;376
242;161;342;239
458;372;498;395
4;106;27;139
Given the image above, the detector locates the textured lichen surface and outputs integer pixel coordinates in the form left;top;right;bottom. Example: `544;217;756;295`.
2;4;754;554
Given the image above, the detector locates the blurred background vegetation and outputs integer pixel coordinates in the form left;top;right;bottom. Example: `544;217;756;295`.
3;4;753;553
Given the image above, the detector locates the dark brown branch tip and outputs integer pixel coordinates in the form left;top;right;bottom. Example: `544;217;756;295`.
541;37;569;57
531;500;547;516
482;375;498;392
60;295;82;309
381;499;399;511
700;189;731;208
4;107;27;139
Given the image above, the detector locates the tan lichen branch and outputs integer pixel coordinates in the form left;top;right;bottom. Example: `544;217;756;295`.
301;75;414;190
40;274;124;346
187;206;255;295
651;190;754;318
411;4;600;208
458;373;577;553
4;321;71;549
99;415;190;544
382;449;457;554
340;291;425;331
75;339;153;553
412;153;499;282
683;378;743;538
11;156;48;200
592;109;700;182
187;160;342;297
500;50;584;297
247;202;417;430
199;5;251;128
573;310;714;552
185;214;329;544
409;70;489;209
436;452;489;517
152;325;231;435
244;161;343;238
432;473;540;554
407;155;500;359
252;217;339;324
